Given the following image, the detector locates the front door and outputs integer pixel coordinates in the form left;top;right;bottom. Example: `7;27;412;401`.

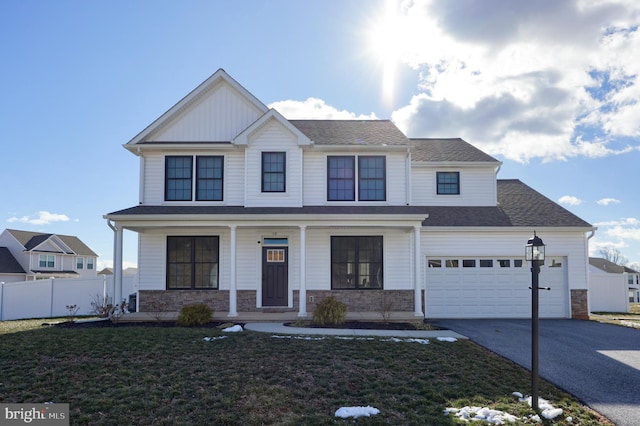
262;247;288;306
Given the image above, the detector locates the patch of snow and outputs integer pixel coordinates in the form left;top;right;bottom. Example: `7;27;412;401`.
437;336;458;342
406;338;430;345
444;406;520;424
271;335;327;341
621;320;640;329
222;324;243;332
445;392;565;424
203;336;228;341
335;406;380;419
566;416;573;422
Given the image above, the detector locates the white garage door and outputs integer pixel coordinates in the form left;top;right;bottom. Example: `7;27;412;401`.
425;257;569;318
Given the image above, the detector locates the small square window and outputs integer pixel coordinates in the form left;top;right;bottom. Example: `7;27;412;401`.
514;259;524;268
445;259;459;268
437;172;460;195
480;259;493;267
498;259;511;268
462;259;476;268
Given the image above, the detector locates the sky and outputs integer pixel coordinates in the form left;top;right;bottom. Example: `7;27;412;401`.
2;0;640;270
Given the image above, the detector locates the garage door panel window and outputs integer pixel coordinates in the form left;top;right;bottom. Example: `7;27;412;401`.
463;259;476;268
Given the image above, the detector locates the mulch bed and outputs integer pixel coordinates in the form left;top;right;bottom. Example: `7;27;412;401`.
285;321;442;330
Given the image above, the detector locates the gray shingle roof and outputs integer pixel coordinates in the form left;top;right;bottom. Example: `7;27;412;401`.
410;138;500;163
496;179;592;227
6;229;98;256
290;120;410;146
0;247;26;274
589;257;626;274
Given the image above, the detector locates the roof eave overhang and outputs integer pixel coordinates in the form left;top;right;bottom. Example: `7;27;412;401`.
422;226;596;232
412;161;502;168
311;144;411;152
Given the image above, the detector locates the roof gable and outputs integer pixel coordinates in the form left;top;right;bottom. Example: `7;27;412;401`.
233;109;312;146
5;229;98;257
127;69;268;146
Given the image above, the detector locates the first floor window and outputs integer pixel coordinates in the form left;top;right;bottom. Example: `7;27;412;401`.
437;171;460;195
331;236;383;289
167;236;219;289
39;255;55;268
77;257;84;269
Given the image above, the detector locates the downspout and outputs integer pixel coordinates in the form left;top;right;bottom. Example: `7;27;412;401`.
405;148;411;205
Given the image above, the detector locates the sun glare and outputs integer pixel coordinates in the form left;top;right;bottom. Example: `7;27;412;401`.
365;0;405;108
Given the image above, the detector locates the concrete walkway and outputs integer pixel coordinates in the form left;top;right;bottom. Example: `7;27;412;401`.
244;322;468;339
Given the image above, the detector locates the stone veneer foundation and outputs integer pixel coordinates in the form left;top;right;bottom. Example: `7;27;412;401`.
138;289;419;314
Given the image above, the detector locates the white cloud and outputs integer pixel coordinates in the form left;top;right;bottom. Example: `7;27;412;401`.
597;198;621;205
385;0;640;162
7;211;70;225
269;98;378;120
595;217;639;227
558;195;583;206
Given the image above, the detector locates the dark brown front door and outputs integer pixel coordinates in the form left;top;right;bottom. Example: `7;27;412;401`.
262;247;288;306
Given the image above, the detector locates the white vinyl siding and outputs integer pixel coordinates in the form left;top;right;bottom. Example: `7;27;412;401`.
149;82;263;142
244;121;302;207
302;151;408;206
411;166;497;206
305;228;412;291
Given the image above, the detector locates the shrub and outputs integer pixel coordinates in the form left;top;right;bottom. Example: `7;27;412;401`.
312;296;347;326
177;303;213;327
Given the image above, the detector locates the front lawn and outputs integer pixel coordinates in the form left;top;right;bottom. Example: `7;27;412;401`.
0;320;610;425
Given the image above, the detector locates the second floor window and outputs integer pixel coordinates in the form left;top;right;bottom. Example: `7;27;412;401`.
87;258;94;270
165;156;224;201
262;152;286;192
437;171;460;195
165;156;192;201
77;257;84;269
39;255;54;268
328;155;386;201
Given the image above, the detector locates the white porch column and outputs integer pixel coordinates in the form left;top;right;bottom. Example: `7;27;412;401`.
228;225;238;317
413;225;423;317
111;222;124;307
298;225;307;317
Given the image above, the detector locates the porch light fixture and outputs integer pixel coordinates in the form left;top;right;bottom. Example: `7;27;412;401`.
525;231;545;413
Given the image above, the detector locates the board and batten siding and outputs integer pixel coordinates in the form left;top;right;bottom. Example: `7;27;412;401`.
149;82;263;142
302;151;409;206
421;230;589;290
244;121;303;207
411;166;497;206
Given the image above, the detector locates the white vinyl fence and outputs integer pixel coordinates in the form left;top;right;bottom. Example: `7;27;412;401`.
589;274;629;313
0;275;137;321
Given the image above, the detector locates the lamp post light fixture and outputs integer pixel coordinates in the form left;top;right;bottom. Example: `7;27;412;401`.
525;231;545;413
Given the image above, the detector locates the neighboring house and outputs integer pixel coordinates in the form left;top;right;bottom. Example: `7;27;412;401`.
105;69;594;320
589;258;640;311
0;229;98;281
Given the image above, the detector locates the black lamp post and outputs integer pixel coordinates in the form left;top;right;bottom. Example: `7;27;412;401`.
525;232;545;413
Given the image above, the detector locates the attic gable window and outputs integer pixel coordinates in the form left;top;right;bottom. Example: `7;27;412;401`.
436;171;460;195
327;155;386;201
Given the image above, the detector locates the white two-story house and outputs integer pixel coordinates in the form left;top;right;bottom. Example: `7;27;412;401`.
0;229;98;282
105;69;594;319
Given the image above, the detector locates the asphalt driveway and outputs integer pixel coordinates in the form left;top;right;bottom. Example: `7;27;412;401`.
434;319;640;426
